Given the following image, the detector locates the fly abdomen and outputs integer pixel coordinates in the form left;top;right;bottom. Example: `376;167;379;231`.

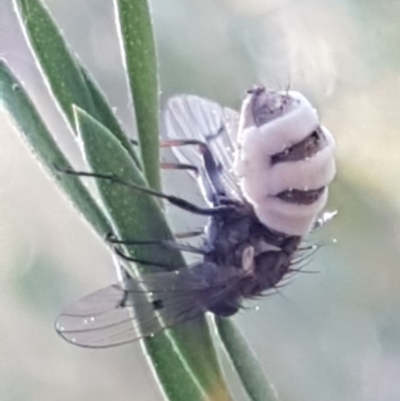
234;87;336;236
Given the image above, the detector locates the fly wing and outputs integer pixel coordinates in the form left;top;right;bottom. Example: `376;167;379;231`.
55;263;242;348
162;95;242;200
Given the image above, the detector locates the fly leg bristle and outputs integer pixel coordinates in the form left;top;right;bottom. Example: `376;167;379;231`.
265;281;292;301
290;245;320;267
240;304;260;312
288;257;321;276
294;237;336;260
296;244;318;252
287;266;320;274
297;238;335;254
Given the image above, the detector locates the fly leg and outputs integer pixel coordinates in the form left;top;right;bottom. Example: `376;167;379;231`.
113;248;173;269
105;232;206;255
55;167;232;216
137;129;228;197
161;162;199;174
160;139;206;148
173;229;204;239
160;140;216;204
133;138;202;149
200;140;227;204
160;136;227;205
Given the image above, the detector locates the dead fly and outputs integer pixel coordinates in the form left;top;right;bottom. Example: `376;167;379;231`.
55;86;336;347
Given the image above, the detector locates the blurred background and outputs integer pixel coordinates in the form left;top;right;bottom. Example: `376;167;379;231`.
1;0;400;400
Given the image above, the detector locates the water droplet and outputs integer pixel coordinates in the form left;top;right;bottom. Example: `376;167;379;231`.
83;319;88;324
90;316;95;322
11;83;19;91
71;338;76;343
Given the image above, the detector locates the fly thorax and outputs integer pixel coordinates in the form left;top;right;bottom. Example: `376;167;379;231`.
234;86;336;236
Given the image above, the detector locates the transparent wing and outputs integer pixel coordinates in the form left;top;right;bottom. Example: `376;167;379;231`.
162;95;242;200
55;263;242;348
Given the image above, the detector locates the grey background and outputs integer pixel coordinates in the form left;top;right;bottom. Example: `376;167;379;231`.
1;0;400;400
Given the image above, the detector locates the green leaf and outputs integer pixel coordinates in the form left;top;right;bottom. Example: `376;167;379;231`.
14;0;140;166
216;318;280;401
14;0;96;125
115;0;161;191
74;106;233;401
0;60;111;238
79;65;142;169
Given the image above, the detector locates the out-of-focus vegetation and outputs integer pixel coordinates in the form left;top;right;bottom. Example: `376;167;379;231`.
0;1;399;400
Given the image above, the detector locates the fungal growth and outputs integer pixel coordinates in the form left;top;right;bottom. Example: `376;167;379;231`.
234;88;336;235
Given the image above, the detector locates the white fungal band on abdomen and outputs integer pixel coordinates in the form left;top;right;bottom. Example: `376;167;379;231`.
242;130;335;197
234;87;336;236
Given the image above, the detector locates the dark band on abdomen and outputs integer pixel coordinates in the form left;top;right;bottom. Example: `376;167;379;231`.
274;187;325;205
271;126;327;165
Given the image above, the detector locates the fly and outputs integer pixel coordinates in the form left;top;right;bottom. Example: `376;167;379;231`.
55;86;336;347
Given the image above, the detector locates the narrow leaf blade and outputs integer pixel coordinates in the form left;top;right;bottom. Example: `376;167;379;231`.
115;0;161;191
14;0;96;124
14;0;140;165
0;60;111;237
216;318;280;401
79;65;142;168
